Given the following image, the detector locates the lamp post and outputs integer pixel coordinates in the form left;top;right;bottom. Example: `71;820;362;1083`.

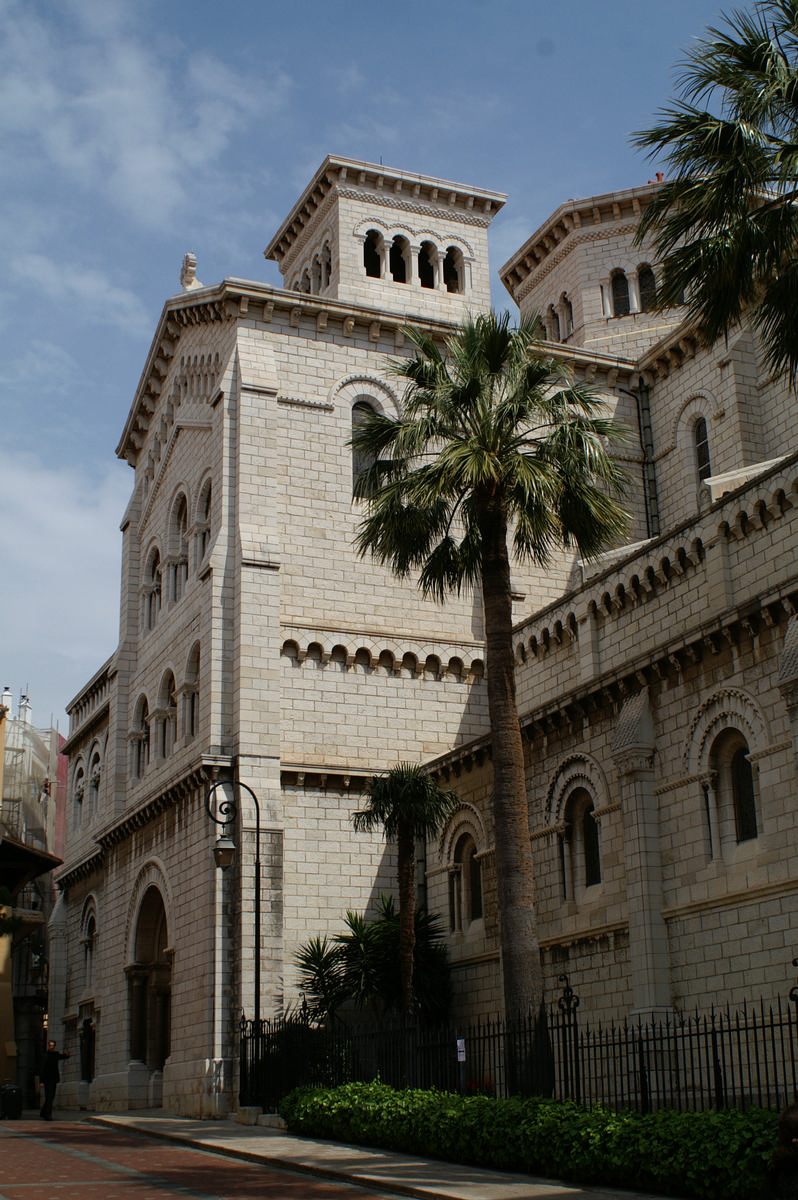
206;776;261;1027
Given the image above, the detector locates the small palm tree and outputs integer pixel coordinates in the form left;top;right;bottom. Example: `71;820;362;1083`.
634;0;798;384
353;764;458;1014
352;312;628;1018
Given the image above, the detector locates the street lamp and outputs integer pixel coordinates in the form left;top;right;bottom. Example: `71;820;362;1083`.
206;776;262;1027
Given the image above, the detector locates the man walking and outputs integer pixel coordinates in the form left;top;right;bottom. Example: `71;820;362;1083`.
40;1040;70;1120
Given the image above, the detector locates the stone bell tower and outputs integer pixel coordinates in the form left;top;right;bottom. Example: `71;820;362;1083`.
264;154;505;321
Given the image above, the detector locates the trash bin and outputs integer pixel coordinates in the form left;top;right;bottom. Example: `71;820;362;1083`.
1;1084;23;1119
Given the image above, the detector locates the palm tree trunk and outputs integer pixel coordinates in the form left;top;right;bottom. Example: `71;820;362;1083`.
479;496;543;1019
396;818;416;1014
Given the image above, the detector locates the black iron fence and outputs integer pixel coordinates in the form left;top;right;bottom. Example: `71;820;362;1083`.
239;995;798;1114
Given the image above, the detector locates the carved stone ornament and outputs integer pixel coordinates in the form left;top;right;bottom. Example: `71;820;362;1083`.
180;253;203;292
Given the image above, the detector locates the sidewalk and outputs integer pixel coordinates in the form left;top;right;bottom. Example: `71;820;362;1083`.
87;1110;681;1200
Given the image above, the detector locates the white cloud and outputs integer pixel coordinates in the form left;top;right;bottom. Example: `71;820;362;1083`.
0;450;131;725
0;340;81;394
0;1;293;231
8;253;151;336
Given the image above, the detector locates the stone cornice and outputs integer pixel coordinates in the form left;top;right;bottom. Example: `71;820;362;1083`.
60;700;110;757
55;847;105;890
116;281;465;465
264;154;505;265
56;764;209;890
499;183;661;301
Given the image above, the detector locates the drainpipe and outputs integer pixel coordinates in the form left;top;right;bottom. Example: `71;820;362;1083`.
619;382;660;539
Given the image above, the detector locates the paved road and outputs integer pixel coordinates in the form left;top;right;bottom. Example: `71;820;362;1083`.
0;1117;396;1200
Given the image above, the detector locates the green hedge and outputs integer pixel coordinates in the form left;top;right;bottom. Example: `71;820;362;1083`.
279;1081;777;1200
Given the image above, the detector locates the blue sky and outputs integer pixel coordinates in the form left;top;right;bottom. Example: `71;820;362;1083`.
0;0;726;727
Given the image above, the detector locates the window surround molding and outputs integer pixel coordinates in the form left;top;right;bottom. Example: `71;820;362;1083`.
438;804;489;935
544;754;613;904
684;687;769;860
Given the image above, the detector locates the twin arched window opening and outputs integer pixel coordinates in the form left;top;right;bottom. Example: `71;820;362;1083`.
142;481;213;634
703;730;758;859
449;833;483;932
609;265;658;318
559;788;601;901
130;645;200;780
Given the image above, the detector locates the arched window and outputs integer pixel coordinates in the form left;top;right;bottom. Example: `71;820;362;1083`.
559;293;574;338
389;236;409;283
72;762;85;826
184;643;200;739
443;246;463;294
544;305;560;342
321;241;332;289
364;230;381;278
418;241;436;289
170;495;188;602
300;269;311;293
132;697;150;779
144;550;162;631
560;788;601;900
351;399;377;491
88;748;101;816
694;416;712;483
196;479;212;564
639;266;657;311
449;833;483;931
706;730;759;856
311;255;321;294
611;272;630;317
157;672;177;759
83;912;96;993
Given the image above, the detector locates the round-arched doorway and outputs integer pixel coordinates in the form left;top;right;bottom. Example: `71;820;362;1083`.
127;886;171;1077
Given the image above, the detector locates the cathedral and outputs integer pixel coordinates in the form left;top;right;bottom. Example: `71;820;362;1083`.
51;156;798;1116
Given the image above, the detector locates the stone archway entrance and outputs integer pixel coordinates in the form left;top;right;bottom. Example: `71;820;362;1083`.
127;886;171;1105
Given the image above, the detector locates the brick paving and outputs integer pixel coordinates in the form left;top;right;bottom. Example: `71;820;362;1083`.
0;1118;394;1200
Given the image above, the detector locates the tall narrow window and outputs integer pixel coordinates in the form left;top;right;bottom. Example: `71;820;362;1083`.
639;266;657;311
321;242;332;289
443;247;463;294
450;833;482;930
197;480;212;564
144;551;161;630
708;729;760;856
731;746;758;843
170;496;188;602
352;399;377;491
390;237;408;283
185;643;200;740
560;789;601;900
364;231;381;278
133;699;150;778
611;272;630;317
694;416;712;482
418;242;436;289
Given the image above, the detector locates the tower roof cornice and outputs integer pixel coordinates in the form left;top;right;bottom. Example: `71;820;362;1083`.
264;155;506;265
499;183;662;304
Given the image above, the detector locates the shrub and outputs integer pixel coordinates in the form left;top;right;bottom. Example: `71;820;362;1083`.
278;1082;777;1200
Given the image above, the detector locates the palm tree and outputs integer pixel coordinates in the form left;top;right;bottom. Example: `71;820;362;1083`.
352;764;458;1015
352;312;628;1018
634;0;798;384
